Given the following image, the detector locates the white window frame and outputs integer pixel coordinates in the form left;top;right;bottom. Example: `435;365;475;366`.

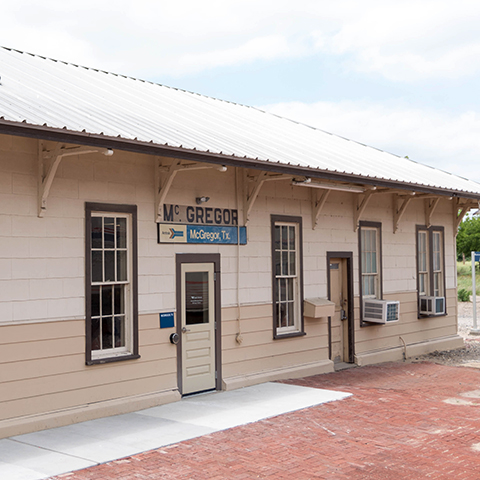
417;229;429;296
271;215;304;338
359;223;382;300
86;203;139;365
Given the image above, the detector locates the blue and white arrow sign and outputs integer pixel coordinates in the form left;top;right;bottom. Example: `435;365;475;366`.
158;224;247;245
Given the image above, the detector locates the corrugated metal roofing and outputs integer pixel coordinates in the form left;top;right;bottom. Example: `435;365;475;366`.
1;46;480;197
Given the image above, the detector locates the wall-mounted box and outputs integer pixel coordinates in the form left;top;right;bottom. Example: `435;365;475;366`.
304;298;335;319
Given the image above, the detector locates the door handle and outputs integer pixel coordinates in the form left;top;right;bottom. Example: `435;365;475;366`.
182;327;190;333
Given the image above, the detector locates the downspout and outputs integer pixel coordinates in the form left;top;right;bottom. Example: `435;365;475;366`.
399;336;407;361
235;167;243;345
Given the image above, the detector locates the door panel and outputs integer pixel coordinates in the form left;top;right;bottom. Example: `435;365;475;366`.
329;258;349;363
181;263;216;395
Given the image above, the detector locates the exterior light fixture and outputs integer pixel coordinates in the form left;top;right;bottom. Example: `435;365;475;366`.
217;165;228;172
103;148;114;156
196;196;210;204
291;179;365;193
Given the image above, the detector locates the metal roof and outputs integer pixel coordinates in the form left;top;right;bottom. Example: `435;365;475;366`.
1;46;480;198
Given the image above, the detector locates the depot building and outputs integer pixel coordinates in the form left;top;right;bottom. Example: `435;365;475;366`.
1;46;479;438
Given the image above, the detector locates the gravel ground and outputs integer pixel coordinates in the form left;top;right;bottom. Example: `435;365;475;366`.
409;301;480;366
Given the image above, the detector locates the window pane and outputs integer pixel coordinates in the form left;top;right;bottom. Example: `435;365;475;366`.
281;226;288;249
365;252;371;273
419;274;426;295
289;252;296;276
371;252;377;274
287;277;293;301
102;317;113;349
287;302;294;327
104;251;115;282
114;285;125;315
282;251;289;276
116;218;127;249
117;251;127;281
91;286;100;317
91;217;103;249
274;226;280;250
102;285;113;316
289;226;295;250
434;273;442;296
280;278;286;302
275;250;281;276
92;251;103;283
104;217;115;249
91;317;101;351
279;303;287;328
114;316;125;347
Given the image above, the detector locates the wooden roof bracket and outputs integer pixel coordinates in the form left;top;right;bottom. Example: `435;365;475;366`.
425;197;441;228
38;141;113;217
453;197;478;233
242;172;291;225
244;171;267;226
393;194;413;233
155;159;225;222
354;190;374;231
312;189;330;230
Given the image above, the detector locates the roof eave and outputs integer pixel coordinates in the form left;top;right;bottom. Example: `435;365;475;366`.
1;119;480;201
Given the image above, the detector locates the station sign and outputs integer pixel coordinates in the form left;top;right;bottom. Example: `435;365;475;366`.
158;224;247;245
163;204;238;226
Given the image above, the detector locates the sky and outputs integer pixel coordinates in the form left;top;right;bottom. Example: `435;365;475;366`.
2;0;480;181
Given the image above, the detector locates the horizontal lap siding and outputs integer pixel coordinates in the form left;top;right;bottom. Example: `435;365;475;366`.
354;289;458;355
221;304;329;379
0;313;176;422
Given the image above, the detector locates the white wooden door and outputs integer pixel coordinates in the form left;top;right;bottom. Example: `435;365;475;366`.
181;263;216;394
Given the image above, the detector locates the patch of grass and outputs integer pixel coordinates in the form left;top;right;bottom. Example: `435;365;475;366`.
457;261;480;297
458;288;470;302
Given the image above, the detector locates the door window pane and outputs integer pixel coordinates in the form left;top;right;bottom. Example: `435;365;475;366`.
185;271;209;325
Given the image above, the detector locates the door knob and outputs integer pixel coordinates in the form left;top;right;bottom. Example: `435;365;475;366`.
182;327;190;333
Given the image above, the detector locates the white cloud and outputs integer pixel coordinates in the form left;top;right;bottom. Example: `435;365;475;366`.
2;0;480;81
260;100;480;182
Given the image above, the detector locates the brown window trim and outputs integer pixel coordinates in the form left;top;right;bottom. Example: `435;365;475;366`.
358;221;383;327
416;225;447;319
271;214;305;339
85;202;139;365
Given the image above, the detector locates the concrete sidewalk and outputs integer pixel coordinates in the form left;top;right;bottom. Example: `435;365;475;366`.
46;362;480;480
0;382;351;480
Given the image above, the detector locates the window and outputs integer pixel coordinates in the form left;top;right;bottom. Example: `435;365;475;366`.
416;226;445;309
271;215;304;338
359;222;382;300
86;203;139;364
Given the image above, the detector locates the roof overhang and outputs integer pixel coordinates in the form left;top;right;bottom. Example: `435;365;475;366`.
2;119;480;201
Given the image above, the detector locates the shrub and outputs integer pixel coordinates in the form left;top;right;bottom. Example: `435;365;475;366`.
458;288;470;302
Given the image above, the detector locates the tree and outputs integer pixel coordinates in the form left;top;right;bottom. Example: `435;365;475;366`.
457;216;480;260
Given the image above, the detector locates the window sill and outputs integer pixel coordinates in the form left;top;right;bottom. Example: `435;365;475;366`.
87;353;140;366
417;313;447;319
274;331;306;340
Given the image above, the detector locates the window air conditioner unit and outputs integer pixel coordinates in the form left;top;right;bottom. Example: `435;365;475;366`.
419;296;445;315
363;299;400;324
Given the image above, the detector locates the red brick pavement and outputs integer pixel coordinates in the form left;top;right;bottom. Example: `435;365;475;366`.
50;362;480;480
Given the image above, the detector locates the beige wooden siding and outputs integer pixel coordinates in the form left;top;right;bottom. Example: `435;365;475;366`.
354;289;457;355
221;304;329;379
0;313;177;422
